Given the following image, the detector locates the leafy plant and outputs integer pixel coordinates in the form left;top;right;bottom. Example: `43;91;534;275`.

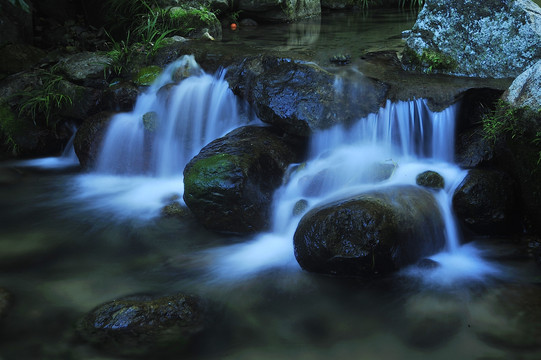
399;0;425;8
14;68;73;128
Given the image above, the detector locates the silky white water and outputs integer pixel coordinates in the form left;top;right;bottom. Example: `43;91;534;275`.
71;56;249;219
215;99;500;284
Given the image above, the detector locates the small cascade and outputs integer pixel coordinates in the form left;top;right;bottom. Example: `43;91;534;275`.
72;56;249;219
96;55;242;176
214;99;499;283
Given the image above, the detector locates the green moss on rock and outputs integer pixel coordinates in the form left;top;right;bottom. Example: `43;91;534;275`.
133;66;162;86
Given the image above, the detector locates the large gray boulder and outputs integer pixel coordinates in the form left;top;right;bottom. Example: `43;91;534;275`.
402;0;541;78
293;185;446;277
238;0;321;22
226;55;388;136
502;59;541;109
183;125;306;233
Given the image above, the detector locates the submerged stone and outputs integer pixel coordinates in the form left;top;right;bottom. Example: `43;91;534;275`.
293;185;446;277
77;293;211;357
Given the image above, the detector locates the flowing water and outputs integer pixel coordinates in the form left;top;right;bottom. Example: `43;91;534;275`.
1;9;540;360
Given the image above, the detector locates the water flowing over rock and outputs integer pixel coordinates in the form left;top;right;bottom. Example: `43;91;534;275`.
502;59;541;109
238;0;321;22
77;293;211;357
226;55;388;136
184;125;306;233
293;185;446;277
452;169;521;235
402;0;541;78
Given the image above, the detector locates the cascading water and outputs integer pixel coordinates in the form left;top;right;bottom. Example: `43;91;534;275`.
72;56;250;218
214;98;499;284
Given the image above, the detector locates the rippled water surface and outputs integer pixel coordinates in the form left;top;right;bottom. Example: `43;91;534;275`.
1;9;541;360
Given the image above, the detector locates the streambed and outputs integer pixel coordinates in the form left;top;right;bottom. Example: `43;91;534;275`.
1;8;540;360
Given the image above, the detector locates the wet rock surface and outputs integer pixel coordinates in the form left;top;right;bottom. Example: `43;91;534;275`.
452;169;521;236
503;59;541;109
416;170;444;190
226;55;388;136
293;185;446;277
184;125;307;233
73;111;115;169
77;293;211;357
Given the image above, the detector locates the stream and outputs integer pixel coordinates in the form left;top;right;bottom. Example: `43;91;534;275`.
1;8;540;360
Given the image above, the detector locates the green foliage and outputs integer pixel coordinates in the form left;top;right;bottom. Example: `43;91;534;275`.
104;30;133;77
14;67;73;128
420;49;457;73
399;0;425;8
483;100;541;167
0;102;21;154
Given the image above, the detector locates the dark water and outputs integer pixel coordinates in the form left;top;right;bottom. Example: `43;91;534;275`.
1;9;541;360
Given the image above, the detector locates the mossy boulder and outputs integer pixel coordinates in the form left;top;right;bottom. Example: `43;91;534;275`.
416;170;444;189
293;185;446;277
167;6;222;40
77;293;211;357
183;125;306;233
238;0;321;22
73;111;116;169
133;66;162;87
402;0;541;78
452;169;521;235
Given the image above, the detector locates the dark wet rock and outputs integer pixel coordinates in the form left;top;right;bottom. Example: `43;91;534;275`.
416;258;440;269
470;284;541;350
503;59;541;109
102;81;140;112
452;169;521;235
293;199;309;216
293;185;446;277
455;125;498;169
0;1;33;46
416;170;444;190
57;51;110;87
57;80;103;121
184;125;307;233
402;0;541;78
226;55;388;136
161;201;191;219
77;293;211;357
238;0;321;22
0;288;12;320
74;111;115;169
398;293;462;349
0;44;47;77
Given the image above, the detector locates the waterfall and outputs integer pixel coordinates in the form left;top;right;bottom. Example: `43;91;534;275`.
96;55;242;177
72;56;249;219
214;99;499;283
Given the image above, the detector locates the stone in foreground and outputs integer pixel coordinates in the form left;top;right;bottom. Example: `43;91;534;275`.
293;185;446;277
